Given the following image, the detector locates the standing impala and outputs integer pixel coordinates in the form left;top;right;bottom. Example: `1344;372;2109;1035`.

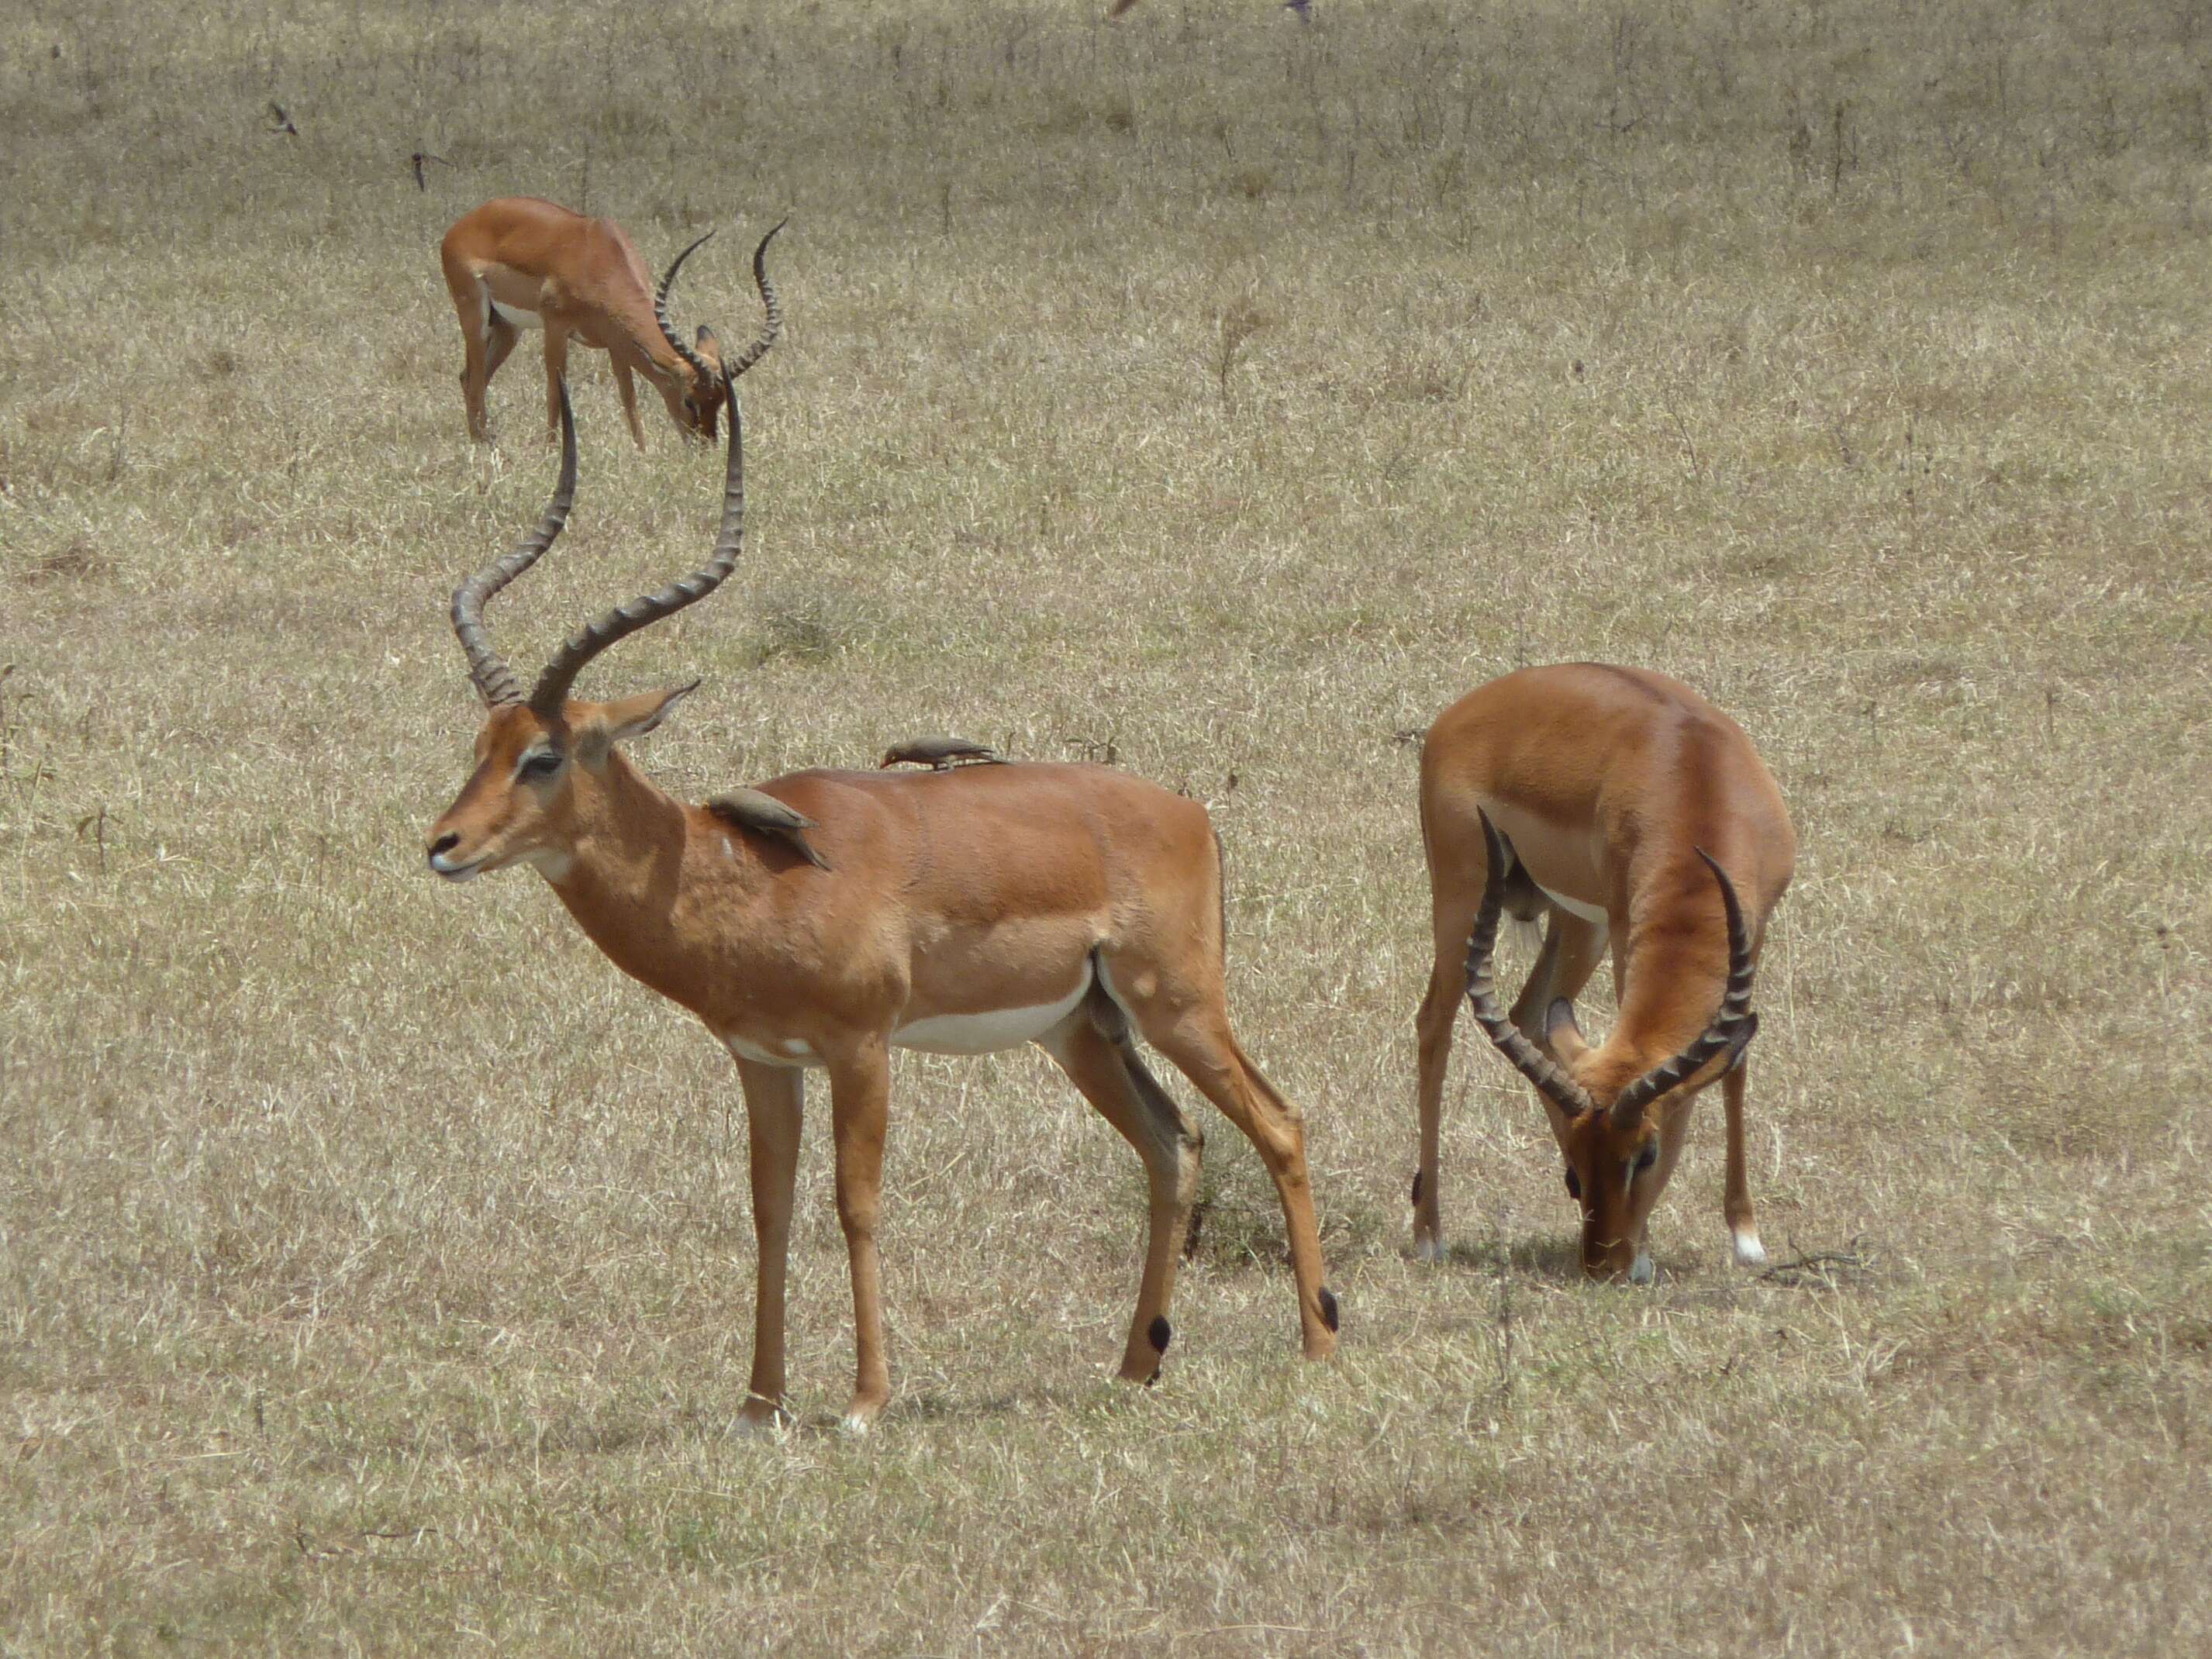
439;197;782;449
425;375;1338;1429
1411;665;1796;1281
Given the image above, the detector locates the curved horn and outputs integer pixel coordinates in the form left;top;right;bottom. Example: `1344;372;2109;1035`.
653;228;720;383
450;376;578;705
1464;810;1598;1118
1607;850;1758;1127
528;367;747;714
721;220;786;380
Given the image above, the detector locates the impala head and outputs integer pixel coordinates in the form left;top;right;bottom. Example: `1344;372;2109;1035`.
653;222;785;442
427;367;747;881
1464;810;1758;1284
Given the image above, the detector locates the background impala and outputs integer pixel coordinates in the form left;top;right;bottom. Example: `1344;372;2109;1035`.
439;197;781;448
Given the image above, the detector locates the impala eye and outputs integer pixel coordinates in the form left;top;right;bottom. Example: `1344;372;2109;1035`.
518;750;564;781
1632;1144;1658;1176
1564;1167;1582;1201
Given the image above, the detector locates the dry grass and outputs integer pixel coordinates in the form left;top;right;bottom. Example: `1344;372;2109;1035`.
3;0;2210;1651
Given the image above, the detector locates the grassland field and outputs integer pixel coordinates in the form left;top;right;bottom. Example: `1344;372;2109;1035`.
2;0;2210;1652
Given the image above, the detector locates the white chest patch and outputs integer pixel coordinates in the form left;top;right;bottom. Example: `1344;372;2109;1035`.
1533;879;1609;926
893;972;1091;1056
721;1032;821;1070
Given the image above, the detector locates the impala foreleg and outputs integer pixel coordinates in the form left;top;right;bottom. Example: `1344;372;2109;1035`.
1721;1057;1765;1266
610;359;650;451
1042;1008;1204;1385
733;1057;802;1428
1134;1002;1337;1361
825;1040;894;1430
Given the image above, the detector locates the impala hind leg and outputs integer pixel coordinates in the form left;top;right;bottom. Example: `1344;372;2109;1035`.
450;284;516;443
1040;1002;1205;1385
1411;947;1465;1260
824;1040;894;1430
1722;1057;1765;1266
1116;985;1336;1361
1507;912;1609;1049
732;1057;803;1428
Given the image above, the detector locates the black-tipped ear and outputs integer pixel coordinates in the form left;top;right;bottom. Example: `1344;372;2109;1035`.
599;681;700;745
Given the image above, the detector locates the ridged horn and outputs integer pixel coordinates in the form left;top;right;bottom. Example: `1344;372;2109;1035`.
527;366;747;714
1606;850;1759;1127
1464;810;1598;1118
450;376;578;706
722;220;786;379
653;228;720;384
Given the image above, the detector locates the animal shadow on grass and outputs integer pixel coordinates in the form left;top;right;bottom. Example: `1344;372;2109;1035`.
1433;1233;1586;1279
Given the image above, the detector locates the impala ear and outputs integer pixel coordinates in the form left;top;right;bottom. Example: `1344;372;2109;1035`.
695;323;722;362
586;682;700;754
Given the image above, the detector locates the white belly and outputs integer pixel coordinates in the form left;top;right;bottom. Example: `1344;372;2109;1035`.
716;970;1092;1067
480;264;546;327
1479;795;1611;926
893;971;1091;1056
1534;880;1609;926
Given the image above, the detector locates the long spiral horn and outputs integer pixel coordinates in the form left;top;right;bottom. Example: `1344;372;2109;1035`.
1606;850;1759;1127
528;366;747;714
1464;810;1598;1118
653;228;720;383
721;220;786;379
450;377;578;706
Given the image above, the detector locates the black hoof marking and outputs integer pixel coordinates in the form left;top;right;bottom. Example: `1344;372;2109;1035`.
1319;1287;1341;1333
1410;1171;1423;1205
1145;1366;1161;1388
1147;1315;1173;1354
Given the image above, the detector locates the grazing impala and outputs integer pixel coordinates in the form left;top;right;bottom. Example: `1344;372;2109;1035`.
425;374;1338;1428
439;198;782;448
1410;665;1796;1282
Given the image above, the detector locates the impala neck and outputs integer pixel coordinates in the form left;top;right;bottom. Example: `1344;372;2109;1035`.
612;312;692;391
1593;847;1750;1095
539;750;743;1004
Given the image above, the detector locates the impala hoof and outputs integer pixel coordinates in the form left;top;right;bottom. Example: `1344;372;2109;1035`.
1732;1230;1768;1268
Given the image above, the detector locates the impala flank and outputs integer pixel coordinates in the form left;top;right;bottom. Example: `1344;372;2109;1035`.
1411;664;1796;1281
439;198;782;448
425;375;1338;1430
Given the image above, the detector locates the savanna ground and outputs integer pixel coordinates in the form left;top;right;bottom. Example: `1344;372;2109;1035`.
4;0;2210;1651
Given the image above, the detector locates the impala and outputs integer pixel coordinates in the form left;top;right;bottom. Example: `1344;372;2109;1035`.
425;374;1338;1428
1410;664;1796;1282
439;197;782;449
